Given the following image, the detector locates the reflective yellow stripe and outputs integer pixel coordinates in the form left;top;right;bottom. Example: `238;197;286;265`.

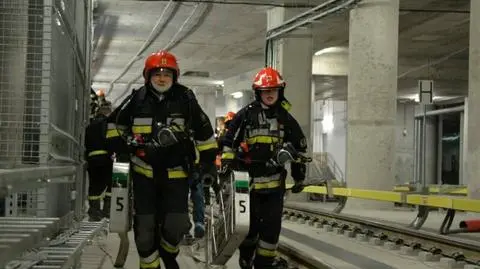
132;125;152;134
256;247;277;257
139;250;159;268
106;129;121;138
140;259;160;269
160;238;179;254
280;100;291;111
253;181;281;189
132;165;187;179
88;150;108;157
104;192;111;197
196;142;218;151
168;170;187;179
222;152;235;160
171;125;185;132
246;136;280;144
133;164;153;178
106;123;126;138
88;195;103;200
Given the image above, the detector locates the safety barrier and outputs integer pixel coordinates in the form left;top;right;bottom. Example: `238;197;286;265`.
393;184;467;196
286;182;480;235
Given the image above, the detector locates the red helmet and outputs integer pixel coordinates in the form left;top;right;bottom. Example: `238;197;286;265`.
143;50;180;81
252;67;286;91
225;111;236;123
96;89;105;97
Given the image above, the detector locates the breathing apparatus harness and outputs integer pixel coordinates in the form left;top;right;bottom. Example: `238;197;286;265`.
223;103;312;174
113;87;206;190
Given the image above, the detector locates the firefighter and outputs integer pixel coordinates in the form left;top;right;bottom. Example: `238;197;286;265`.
105;50;218;269
85;100;113;221
220;67;307;269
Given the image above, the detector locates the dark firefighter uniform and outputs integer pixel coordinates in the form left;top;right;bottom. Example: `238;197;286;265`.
105;50;217;269
221;67;307;269
85;113;113;221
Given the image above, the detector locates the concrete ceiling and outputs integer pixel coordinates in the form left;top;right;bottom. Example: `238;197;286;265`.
313;0;471;100
91;0;472;105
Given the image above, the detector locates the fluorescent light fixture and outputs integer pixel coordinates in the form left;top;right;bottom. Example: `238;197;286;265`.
314;46;348;56
407;93;440;103
322;115;334;133
231;91;244;99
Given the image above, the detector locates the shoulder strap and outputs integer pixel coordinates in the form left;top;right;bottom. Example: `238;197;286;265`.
232;104;256;149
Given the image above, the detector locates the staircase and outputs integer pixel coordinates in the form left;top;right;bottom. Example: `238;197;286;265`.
307;153;344;202
309;152;344;183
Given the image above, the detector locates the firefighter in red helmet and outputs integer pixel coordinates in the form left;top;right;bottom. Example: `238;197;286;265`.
106;50;218;269
220;67;307;269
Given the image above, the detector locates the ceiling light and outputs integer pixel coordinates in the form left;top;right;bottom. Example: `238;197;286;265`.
231;91;243;99
314;46;348;56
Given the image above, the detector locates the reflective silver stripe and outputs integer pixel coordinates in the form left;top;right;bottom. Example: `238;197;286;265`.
266;118;278;130
249;128;270;136
133;117;153;125
131;156;153;170
258;240;277;250
107;123;127;130
247;128;284;138
166;117;185;126
223;146;233;153
253;173;281;183
140;250;160;264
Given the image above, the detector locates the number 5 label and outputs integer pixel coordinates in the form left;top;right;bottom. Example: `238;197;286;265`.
235;193;250;227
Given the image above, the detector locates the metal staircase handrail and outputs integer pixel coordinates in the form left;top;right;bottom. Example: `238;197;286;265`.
315;152;345;183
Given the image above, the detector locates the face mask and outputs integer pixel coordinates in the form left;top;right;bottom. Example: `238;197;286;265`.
151;81;172;93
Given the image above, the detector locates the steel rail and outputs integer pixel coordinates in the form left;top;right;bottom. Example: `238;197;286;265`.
284;204;480;265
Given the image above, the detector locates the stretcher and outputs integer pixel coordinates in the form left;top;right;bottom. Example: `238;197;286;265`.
204;171;251;266
108;162;132;267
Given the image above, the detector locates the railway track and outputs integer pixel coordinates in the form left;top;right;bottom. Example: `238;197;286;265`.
283;203;480;268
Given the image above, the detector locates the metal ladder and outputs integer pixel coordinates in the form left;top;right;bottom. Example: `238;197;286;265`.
2;218;107;269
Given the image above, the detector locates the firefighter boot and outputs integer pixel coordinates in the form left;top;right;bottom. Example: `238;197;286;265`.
102;197;111;219
160;253;179;269
239;258;254;269
238;243;255;269
88;200;103;222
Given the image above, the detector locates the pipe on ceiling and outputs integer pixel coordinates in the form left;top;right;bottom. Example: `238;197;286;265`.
265;0;361;41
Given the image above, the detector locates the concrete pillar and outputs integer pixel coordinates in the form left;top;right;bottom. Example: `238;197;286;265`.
461;97;468;186
345;0;399;209
194;88;217;127
395;102;416;185
466;0;480;199
267;7;314;201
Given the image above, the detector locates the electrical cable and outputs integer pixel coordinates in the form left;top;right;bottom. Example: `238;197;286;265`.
139;0;315;8
105;0;178;97
111;3;212;105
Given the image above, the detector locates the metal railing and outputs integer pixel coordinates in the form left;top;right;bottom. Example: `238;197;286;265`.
313;152;344;183
0;0;93;266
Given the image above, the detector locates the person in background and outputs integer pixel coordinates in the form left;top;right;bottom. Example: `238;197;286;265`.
85;99;113;221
